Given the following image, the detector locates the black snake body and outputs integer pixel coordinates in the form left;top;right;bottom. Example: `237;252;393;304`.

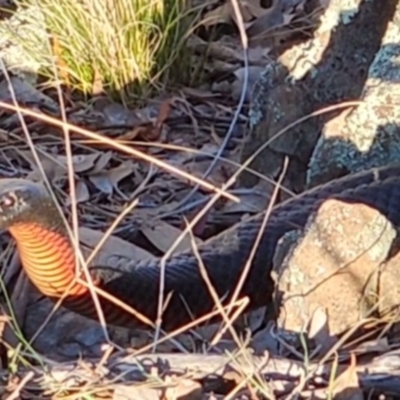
1;164;400;331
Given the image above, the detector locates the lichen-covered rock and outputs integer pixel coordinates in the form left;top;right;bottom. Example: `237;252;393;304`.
241;0;394;192
0;4;47;82
272;199;400;335
307;4;400;186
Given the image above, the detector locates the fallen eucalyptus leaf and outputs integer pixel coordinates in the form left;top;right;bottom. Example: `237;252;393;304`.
79;227;154;264
89;162;135;195
57;153;100;173
91;151;113;174
66;180;90;205
141;219;202;255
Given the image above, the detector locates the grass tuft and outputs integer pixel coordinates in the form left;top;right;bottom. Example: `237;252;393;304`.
13;0;202;105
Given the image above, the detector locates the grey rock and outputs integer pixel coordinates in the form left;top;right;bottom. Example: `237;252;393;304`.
0;4;47;80
307;5;400;185
272;198;400;335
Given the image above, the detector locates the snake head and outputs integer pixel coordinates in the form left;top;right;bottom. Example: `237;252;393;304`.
0;179;52;229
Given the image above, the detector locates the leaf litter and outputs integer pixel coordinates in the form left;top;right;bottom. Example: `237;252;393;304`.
0;0;396;398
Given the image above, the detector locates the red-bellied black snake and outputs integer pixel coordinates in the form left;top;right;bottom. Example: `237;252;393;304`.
1;164;400;331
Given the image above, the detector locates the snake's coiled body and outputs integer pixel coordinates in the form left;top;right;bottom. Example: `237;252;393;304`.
2;164;400;331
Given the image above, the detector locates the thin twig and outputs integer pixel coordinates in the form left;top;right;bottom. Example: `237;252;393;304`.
5;370;34;400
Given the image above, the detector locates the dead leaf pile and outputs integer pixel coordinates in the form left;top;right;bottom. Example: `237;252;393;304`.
192;0;329;100
18;149;138;201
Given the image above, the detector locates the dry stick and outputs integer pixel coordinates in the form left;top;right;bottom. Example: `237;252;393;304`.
226;378;253;400
176;0;250;209
125;299;249;358
187;222;265;398
96;344;115;374
52;59;110;339
0;104;238;202
227;350;274;400
28;277;109;348
84;164;155;267
149;102;360;346
82;194;191;353
80;139;297;210
187;221;249;349
284;317;382;400
122;141;297;197
5;370;34;400
0;66;110;344
0;64;97;341
213;157;289;345
28;202;149;348
28;230;244;355
0;99;245;351
0;103;237;339
0;101;363;336
85;196;139;266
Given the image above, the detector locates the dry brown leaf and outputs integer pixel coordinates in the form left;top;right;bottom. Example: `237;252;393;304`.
116;127;142;141
331;353;363;400
221;193;271;214
141;219;203;254
116;123;158;142
201;3;232;26
79;227;154;265
127;97;172;143
22;150;101;180
201;0;268;27
353;337;390;355
228;0;268;26
91;151;113;174
232;65;266;101
248;46;271;63
101;101;141;126
155;97;171;131
67;180;90;205
20;149;62;170
245;0;289;38
57;153;100;173
26;158;65;183
89;162;135;195
0;76;58;110
184;160;230;188
250;318;279;352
